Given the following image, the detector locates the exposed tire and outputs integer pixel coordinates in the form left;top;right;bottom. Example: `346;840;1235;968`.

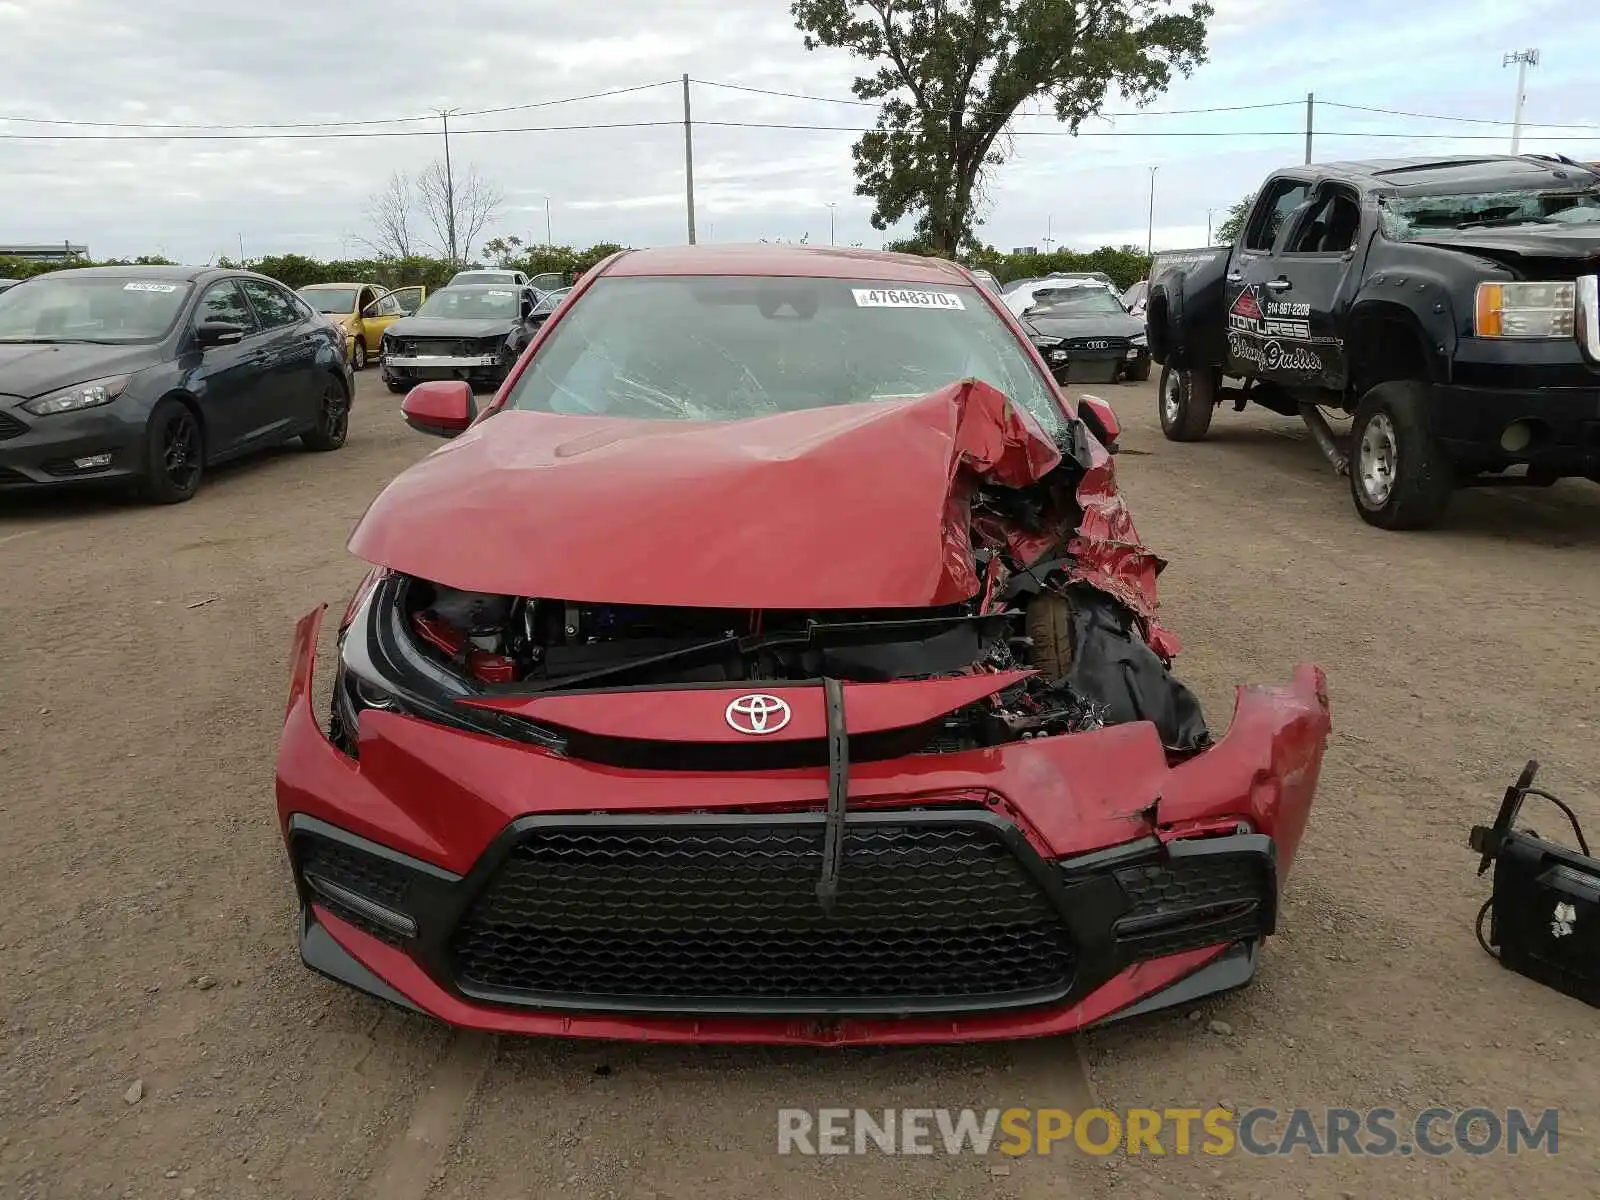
351;339;367;371
1158;364;1215;442
301;375;350;452
1348;380;1452;530
139;398;204;504
1025;591;1075;678
1124;355;1152;383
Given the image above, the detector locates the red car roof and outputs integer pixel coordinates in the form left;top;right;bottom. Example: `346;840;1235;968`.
601;243;974;285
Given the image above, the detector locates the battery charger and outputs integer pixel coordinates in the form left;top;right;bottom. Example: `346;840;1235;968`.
1469;760;1599;1008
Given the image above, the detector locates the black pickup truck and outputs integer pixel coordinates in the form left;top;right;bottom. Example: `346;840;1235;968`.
1146;155;1600;528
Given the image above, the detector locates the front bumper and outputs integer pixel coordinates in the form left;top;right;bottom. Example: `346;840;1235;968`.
1429;381;1600;476
0;399;147;490
276;606;1331;1043
384;354;502;370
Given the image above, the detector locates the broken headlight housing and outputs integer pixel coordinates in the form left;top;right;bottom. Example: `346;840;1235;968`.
1474;281;1576;339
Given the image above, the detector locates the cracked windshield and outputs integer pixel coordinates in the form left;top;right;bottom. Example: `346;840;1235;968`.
1382;185;1600;238
504;274;1062;431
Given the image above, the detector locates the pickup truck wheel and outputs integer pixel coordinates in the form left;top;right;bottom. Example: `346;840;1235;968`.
1025;591;1075;678
1349;381;1452;530
1158;365;1214;441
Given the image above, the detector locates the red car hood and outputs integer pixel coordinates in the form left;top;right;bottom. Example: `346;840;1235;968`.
350;380;1064;610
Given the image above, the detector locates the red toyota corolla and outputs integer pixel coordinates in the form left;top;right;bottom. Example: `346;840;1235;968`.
275;245;1331;1045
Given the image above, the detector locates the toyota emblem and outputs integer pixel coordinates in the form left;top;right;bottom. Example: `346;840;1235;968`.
725;693;792;735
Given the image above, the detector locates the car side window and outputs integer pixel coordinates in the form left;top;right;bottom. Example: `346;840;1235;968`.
1245;179;1311;253
239;279;300;329
196;281;257;332
1285;187;1362;255
359;287;378;314
376;293;403;316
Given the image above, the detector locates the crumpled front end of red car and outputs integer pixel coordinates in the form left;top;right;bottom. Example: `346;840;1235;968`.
274;381;1332;1044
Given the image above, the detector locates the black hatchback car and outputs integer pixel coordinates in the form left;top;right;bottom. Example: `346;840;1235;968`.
0;266;353;503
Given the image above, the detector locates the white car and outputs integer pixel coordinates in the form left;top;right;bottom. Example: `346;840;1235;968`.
446;269;530;289
1002;277;1119;318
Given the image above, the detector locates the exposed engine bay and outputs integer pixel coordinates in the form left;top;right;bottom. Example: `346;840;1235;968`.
337;379;1213;761
383;568;1208;759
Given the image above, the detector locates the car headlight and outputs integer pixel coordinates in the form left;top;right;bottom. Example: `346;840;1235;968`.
1129;332;1147;347
22;374;132;416
1475;281;1575;339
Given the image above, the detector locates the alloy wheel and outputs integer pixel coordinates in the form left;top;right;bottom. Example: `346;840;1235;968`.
163;412;201;491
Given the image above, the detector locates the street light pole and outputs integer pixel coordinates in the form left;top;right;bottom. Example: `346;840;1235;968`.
544;196;552;247
1146;167;1158;257
1206;208;1218;245
1504;48;1540;154
828;202;837;246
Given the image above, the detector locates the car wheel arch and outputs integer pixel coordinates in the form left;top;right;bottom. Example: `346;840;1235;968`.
155;389;208;451
1346;303;1443;396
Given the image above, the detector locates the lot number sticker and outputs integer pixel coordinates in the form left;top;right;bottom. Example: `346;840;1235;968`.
124;281;178;293
852;288;965;310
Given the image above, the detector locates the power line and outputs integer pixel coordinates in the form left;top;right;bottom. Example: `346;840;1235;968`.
690;77;1304;118
1319;99;1600;130
3;119;1597;143
0;80;679;132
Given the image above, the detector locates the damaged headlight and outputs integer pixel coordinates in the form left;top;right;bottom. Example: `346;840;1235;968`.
329;573;563;756
1474;281;1575;339
1129;332;1147;347
23;373;131;416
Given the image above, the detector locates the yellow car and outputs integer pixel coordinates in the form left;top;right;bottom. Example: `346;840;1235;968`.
298;282;425;371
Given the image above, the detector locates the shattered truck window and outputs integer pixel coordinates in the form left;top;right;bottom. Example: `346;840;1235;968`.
504;275;1063;433
1381;186;1600;238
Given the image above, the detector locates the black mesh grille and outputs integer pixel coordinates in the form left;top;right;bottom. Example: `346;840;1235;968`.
449;818;1076;1012
299;837;414;944
1112;854;1269;958
0;411;27;441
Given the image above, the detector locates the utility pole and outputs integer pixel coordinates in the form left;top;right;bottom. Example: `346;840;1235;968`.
1146;167;1158;257
682;74;697;245
1206;208;1218;245
544;195;553;247
237;233;245;263
439;108;460;264
1304;92;1314;165
1504;49;1540;154
828;202;837;246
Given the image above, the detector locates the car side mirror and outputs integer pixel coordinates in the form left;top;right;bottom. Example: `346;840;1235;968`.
1077;394;1121;452
196;320;245;348
402;380;477;438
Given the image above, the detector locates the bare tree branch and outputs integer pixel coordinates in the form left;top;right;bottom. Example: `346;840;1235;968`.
416;160;504;264
359;171;415;259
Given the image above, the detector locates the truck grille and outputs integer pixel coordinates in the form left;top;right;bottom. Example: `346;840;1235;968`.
448;813;1077;1014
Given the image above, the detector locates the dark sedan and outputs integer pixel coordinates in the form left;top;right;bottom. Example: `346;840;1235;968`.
379;285;539;394
1022;285;1150;384
0;266;353;503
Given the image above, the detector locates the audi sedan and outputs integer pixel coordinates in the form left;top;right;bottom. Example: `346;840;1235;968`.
0;266;352;502
275;244;1329;1044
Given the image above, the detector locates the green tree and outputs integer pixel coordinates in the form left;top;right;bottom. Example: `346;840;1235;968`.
1213;191;1254;244
791;0;1213;255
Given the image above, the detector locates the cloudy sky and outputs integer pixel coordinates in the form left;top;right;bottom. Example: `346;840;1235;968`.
1;0;1596;263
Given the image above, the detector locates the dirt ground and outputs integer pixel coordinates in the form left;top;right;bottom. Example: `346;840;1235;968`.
2;372;1597;1199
